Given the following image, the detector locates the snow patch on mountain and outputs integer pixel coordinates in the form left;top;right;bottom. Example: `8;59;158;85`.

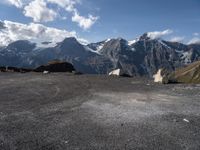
96;44;104;52
87;39;112;53
128;38;139;46
158;40;171;49
84;45;101;55
105;39;111;43
181;51;192;64
131;48;136;52
175;50;184;54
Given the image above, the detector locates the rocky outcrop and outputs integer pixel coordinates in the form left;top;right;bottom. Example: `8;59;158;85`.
34;60;75;72
109;69;121;76
109;68;132;77
0;66;32;73
153;69;174;84
153;69;164;83
0;60;75;73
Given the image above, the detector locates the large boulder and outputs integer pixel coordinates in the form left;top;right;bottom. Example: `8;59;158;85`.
109;68;132;77
109;69;121;76
153;69;164;83
153;69;167;84
34;60;75;73
153;68;175;84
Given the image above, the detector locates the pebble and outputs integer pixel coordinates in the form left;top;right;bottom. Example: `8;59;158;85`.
183;119;190;123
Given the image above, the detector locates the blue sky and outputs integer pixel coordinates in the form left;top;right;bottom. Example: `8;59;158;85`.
0;0;200;45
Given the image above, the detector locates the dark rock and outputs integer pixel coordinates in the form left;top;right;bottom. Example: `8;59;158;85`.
0;66;32;73
0;21;5;30
34;60;75;73
41;41;52;45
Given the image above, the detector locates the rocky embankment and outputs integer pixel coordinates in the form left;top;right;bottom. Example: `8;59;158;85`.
0;60;75;73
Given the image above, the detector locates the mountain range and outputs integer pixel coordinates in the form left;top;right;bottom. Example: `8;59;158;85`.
0;33;200;77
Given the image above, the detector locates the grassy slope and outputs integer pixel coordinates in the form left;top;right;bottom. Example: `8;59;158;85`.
174;61;200;83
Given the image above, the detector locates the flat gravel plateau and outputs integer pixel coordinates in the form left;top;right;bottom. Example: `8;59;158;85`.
0;73;200;150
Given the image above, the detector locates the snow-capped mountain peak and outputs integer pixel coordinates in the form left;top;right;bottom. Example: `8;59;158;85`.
1;33;200;77
128;38;139;46
105;38;111;43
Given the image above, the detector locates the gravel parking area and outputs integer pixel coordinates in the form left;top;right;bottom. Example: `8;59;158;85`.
0;73;200;150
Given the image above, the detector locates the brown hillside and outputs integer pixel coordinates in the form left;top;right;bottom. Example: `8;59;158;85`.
174;61;200;83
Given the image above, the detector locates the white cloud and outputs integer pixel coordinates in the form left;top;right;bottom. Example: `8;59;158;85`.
6;0;23;8
3;0;32;8
47;0;79;12
0;20;87;47
188;37;200;44
23;0;57;22
72;11;98;30
169;36;185;43
147;29;173;40
47;0;98;30
193;33;199;36
3;0;98;30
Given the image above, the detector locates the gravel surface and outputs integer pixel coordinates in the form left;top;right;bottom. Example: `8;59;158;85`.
0;73;200;150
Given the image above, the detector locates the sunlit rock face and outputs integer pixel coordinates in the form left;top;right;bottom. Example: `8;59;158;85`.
153;69;163;83
153;69;172;84
109;69;121;76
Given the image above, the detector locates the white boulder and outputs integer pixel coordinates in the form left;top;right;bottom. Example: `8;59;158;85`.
153;69;169;84
109;69;121;76
153;69;163;83
43;71;49;74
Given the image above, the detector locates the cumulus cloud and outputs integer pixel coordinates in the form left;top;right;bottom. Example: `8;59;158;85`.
47;0;98;30
169;36;185;43
3;0;98;29
23;0;57;22
0;20;89;47
6;0;23;8
47;0;79;12
147;29;173;40
72;12;99;30
188;37;200;44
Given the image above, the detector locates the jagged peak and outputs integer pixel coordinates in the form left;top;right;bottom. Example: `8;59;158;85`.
62;37;78;43
56;37;82;48
139;33;151;41
7;40;36;49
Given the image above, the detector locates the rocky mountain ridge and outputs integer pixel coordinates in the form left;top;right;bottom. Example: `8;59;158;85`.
0;33;200;77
